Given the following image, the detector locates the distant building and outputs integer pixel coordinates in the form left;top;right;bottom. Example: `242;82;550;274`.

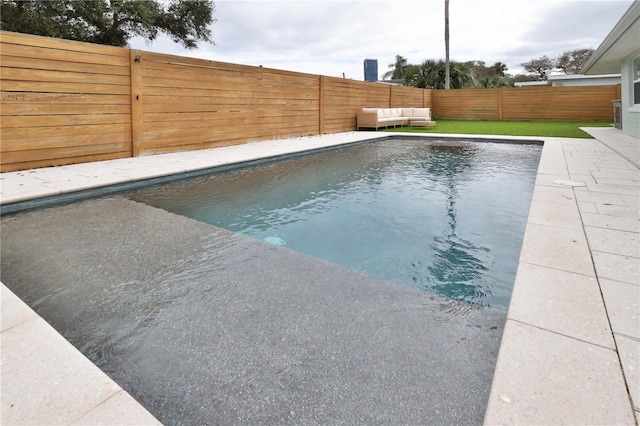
377;79;405;86
514;74;621;88
364;59;378;82
513;80;548;87
548;74;621;87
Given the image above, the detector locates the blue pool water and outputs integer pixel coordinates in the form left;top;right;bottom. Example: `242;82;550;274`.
131;138;541;310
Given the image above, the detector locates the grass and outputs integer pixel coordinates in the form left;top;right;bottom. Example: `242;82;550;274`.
383;120;613;138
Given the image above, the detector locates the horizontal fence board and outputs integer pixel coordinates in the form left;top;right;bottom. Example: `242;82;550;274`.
141;52;319;81
1;54;130;76
143;118;318;139
1;103;130;116
142;101;318;114
0;152;131;172
142;75;318;93
144;112;318;128
1;41;130;67
142;62;320;86
2;113;131;128
1;91;131;105
2;140;131;164
3;80;131;95
1;31;126;54
2;132;132;152
0;45;130;70
2;122;131;140
2;67;130;86
2;143;131;169
141;126;317;151
142;91;319;104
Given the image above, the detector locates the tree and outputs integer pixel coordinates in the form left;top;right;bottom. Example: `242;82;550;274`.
405;59;474;89
383;55;409;80
520;55;555;80
492;62;508;77
0;0;216;49
557;48;594;74
479;76;507;88
444;0;450;89
405;60;440;89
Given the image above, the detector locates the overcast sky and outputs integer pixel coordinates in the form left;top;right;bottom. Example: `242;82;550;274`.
130;0;634;80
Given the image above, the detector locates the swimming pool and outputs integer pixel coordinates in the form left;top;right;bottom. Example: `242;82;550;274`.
131;138;542;311
0;136;541;424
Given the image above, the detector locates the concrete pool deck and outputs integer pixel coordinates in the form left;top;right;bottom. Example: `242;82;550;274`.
1;128;638;424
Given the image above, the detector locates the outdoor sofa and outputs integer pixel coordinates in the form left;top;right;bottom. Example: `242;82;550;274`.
356;107;436;130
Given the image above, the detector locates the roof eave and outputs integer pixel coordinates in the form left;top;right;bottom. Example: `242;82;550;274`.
582;1;640;75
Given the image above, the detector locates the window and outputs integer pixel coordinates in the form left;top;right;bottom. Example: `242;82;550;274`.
634;56;640;105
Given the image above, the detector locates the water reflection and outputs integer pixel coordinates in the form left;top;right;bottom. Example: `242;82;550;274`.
131;139;540;309
405;144;492;306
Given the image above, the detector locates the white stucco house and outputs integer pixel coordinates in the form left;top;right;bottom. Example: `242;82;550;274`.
582;1;640;139
547;74;621;87
514;74;621;88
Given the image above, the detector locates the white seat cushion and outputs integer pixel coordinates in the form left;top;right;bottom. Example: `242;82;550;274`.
412;108;431;118
381;109;394;118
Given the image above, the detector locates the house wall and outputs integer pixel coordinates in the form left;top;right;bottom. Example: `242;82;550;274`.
549;75;620;87
621;50;640;138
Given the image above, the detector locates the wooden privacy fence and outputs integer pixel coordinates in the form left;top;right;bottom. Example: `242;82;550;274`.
1;30;617;172
1;31;430;172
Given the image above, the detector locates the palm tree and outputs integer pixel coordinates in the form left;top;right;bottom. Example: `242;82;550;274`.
383;55;409;80
405;61;440;88
444;0;450;89
405;60;475;89
448;61;476;88
493;62;508;77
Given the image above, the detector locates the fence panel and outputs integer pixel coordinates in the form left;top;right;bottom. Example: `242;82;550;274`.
390;85;429;108
0;31;132;172
322;79;391;133
137;52;321;155
433;86;619;121
434;89;500;120
501;86;618;121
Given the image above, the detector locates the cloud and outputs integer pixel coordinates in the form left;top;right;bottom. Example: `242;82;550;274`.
519;2;624;51
129;0;634;80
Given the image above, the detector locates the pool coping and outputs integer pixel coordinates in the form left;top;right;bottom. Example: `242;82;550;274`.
1;129;638;424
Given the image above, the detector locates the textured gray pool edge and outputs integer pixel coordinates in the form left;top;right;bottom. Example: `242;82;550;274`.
0;138;376;215
1;196;506;424
1;129;637;424
0;134;542;216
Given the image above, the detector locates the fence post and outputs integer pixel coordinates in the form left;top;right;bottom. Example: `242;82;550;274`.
130;49;143;156
319;75;325;135
497;88;503;121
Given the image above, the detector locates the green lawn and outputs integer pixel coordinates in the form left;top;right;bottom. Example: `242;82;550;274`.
383;120;613;138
